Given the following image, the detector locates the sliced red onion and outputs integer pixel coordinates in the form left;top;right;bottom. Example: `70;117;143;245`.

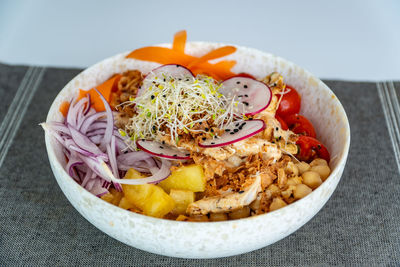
94;88;114;149
90;178;109;197
117;151;152;165
80;112;106;134
99;159;171;185
108;135;122;191
83;93;91;115
68;124;107;159
67;97;87;127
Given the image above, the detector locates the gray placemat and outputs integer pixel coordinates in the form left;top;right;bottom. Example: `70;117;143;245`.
0;63;399;266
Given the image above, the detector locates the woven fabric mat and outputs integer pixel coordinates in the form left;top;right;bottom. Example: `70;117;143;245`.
0;63;399;266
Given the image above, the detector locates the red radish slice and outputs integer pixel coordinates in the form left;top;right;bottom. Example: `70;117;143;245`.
199;119;266;148
136;140;191;160
138;64;194;96
220;77;272;116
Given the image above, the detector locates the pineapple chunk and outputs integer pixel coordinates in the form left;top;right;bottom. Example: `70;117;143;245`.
101;188;123;206
159;164;205;193
122;168;175;218
169;189;195;215
118;197;137;210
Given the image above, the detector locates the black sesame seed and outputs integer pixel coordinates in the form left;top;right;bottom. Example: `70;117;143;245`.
225;129;231;132
210;128;214;133
162;141;165;144
173;154;177;157
234;129;239;133
249;118;253;120
178;78;182;81
141;139;145;141
317;144;322;149
238;190;244;194
244;85;248;88
202;137;206;141
235;123;240;127
186;153;190;156
176;65;180;67
275;127;279;131
159;146;164;149
163;95;166;98
245;94;248;97
178;104;181;107
186;78;189;81
163;78;166;82
236;81;240;84
211;142;215;145
205;127;209;131
152;126;156;131
151;95;155;100
230;132;235;135
199;122;202;125
243;101;249;106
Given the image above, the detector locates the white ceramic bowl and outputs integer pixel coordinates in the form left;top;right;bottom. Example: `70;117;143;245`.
44;42;350;259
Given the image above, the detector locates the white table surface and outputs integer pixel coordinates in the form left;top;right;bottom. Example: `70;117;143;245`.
1;0;399;81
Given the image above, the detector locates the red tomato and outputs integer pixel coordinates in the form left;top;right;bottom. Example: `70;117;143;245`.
296;136;330;163
276;85;301;117
284;114;316;138
275;115;288;130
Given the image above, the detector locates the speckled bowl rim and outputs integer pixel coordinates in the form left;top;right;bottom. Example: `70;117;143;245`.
44;42;350;258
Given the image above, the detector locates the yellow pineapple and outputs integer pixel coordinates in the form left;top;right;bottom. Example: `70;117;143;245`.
118;197;137;210
122;168;175;218
169;189;195;215
158;164;205;193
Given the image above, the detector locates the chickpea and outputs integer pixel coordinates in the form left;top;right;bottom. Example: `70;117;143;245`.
310;165;331;181
228;206;250;220
269;197;287;211
287;176;303;186
285;162;299;177
310;158;328;167
293;184;312;199
302;171;322;189
295;161;310;175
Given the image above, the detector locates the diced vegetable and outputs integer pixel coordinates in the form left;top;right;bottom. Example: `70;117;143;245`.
59;101;70;117
169;189;195;215
101;188;123;205
118;197;137;210
122;169;175;218
126;30;237;80
77;74;121;112
159;164;205;193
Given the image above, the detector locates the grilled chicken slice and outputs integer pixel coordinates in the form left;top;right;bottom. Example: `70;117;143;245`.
187;174;262;215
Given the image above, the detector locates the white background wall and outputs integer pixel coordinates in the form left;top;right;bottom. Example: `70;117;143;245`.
1;0;399;81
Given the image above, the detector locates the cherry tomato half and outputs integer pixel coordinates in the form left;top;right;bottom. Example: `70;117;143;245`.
276;85;301;117
284;114;316;138
296;136;330;163
275;115;288;130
